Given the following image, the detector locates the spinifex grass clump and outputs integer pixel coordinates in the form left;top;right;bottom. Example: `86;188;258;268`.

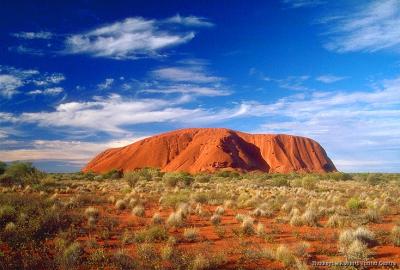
338;227;375;260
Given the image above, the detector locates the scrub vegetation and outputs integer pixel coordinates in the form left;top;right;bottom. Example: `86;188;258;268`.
1;163;400;269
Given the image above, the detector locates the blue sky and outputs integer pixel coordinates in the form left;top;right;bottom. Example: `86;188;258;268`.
0;0;399;172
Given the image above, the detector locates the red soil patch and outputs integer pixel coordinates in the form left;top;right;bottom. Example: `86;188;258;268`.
83;128;336;174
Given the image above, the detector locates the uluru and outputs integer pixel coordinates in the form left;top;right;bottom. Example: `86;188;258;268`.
83;128;336;174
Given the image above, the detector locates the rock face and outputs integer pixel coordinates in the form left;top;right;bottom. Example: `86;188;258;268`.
83;128;336;174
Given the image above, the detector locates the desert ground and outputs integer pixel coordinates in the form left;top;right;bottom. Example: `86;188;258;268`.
1;164;400;269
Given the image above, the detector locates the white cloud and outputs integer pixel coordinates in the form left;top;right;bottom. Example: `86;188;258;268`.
141;85;230;97
0;137;147;164
165;14;214;27
276;75;311;91
141;60;228;97
64;16;205;59
0;66;38;98
12;31;53;40
28;87;64;95
0;74;23;98
316;75;346;83
324;0;400;53
283;0;325;8
33;73;65;85
1;94;205;133
97;78;114;90
0;66;65;98
255;77;400;172
0;90;253;134
9;45;45;56
152;66;222;83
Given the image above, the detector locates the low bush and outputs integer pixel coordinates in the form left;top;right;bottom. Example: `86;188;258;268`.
241;217;255;235
210;214;221;226
1;162;45;186
58;242;82;268
102;169;122;180
124;172;141;188
391;226;400;246
275;245;296;267
161;191;190;208
132;205;145;217
346;197;364;212
301;176;318;190
0;161;6;175
194;174;211;183
167;212;184;228
134;225;168;243
137;243;160;269
152;213;163;225
163;172;193;187
183;227;200;242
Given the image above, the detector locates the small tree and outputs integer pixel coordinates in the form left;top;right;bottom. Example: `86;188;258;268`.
3;161;43;185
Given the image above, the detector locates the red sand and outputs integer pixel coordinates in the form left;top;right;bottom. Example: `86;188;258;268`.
83;128;336;174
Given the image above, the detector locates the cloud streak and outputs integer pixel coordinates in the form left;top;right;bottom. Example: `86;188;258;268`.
64;16;211;59
28;87;64;95
316;74;346;84
0;137;147;164
324;0;400;53
12;31;53;40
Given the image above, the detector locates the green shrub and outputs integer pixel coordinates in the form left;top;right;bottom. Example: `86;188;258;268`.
194;174;211;183
112;249;137;269
137;243;160;269
183;227;200;242
327;172;353;181
346;197;364;212
124;172;141;187
134;225;168;243
192;193;209;204
271;177;290;187
163;172;193;187
58;242;82;268
162;191;190;208
2;161;44;185
88;248;108;267
301;176;318;190
82;171;97;180
367;174;381;185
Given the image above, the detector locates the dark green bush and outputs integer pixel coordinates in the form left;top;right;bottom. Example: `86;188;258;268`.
2;161;45;186
124;171;141;187
0;174;15;186
271;176;290;187
0;161;7;175
367;173;382;185
327;172;353;181
163;172;193;187
124;168;163;187
103;169;123;180
194;174;211;183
